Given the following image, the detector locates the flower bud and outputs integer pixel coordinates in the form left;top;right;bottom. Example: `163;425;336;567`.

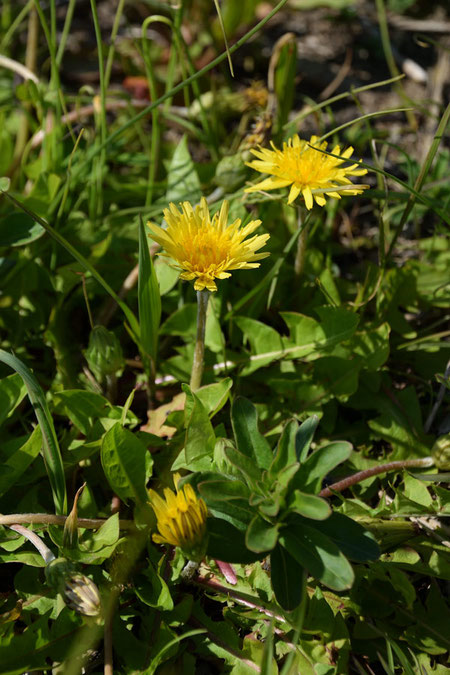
432;434;450;470
45;557;102;617
84;326;124;380
214;154;247;192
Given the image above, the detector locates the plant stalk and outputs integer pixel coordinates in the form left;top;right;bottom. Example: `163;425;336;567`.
294;207;308;277
190;290;210;391
319;457;434;498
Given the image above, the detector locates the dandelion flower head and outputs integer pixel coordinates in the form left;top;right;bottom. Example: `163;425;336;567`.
147;197;270;292
245;134;368;209
148;474;208;561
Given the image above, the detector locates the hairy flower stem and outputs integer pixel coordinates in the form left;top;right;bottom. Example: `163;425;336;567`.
0;513;135;530
190;290;210;391
319;456;434;498
8;524;55;564
294;208;308;277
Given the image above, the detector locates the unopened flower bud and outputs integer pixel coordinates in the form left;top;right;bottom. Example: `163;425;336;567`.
215;154;247;192
84;325;124;380
45;557;102;617
63;573;102;617
432;434;450;470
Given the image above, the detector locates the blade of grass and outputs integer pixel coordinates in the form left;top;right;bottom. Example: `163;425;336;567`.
280;570;308;675
0;350;67;515
386;102;450;258
260;619;275;675
213;0;234;77
288;74;406;127
138;216;161;369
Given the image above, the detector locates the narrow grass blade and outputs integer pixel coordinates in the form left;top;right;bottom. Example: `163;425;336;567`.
138;217;161;363
0;350;67;515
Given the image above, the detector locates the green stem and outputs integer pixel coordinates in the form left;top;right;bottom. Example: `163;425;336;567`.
319;457;434;498
294;207;308;277
190;290;210;391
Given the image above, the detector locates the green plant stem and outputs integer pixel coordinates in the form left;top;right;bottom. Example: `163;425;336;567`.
0;513;136;530
294;207;308;277
190;290;210;391
319;457;434;498
375;0;416;130
104;0;126;89
280;570;308;675
8;524;56;564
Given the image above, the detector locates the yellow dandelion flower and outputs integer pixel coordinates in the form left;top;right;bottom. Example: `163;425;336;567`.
148;474;208;561
147;197;270;292
245;134;368;209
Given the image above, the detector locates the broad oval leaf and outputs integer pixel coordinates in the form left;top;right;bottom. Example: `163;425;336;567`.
206;518;262;564
270;544;304;611
279;516;354;591
246;514;279;553
310;512;380;562
288;490;331;521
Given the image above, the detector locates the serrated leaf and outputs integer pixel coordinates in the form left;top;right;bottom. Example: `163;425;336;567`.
231;397;273;469
165;135;202;204
101;422;152;504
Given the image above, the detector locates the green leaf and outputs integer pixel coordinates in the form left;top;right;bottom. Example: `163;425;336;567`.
0;373;27;427
293;441;352;493
181;386;216;468
101;422;153;504
270;419;298;477
206;518;262;563
198;478;251;502
54;389;111;435
139;217;161;362
224;444;262;484
295;415;319;462
288;490;331;520
135;565;174;611
0;426;42;497
270;544;304;611
165;134;202;204
274;33;297;131
0;350;67;515
306;512;380;562
194;378;233;416
246;514;279;553
279;516;355;591
281;306;359;360
231;397;273;469
234;316;284;374
0;212;45;247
